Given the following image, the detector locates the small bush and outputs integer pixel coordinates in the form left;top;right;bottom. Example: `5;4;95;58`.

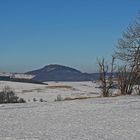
18;98;26;103
0;86;26;104
39;98;44;102
55;94;63;101
33;98;37;102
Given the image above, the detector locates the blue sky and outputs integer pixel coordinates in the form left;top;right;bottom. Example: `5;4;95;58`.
0;0;140;73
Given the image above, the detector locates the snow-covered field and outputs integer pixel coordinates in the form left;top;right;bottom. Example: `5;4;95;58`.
0;81;101;102
0;81;140;140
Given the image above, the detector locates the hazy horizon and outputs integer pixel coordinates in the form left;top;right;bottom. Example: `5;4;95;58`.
0;0;140;73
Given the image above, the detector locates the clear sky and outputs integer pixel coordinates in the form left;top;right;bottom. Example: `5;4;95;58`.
0;0;140;73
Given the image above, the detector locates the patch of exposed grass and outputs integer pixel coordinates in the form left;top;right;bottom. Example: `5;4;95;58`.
21;85;75;93
22;88;44;93
63;94;122;101
22;89;34;93
63;96;100;101
22;85;75;93
47;85;73;89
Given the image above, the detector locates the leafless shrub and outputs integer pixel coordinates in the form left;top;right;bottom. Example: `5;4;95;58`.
97;57;115;97
33;98;37;102
54;94;63;101
0;86;26;104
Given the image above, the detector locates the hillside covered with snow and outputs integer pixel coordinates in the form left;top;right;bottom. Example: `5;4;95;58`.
0;81;139;139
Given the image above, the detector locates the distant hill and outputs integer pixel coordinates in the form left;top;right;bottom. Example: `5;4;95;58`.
26;64;99;82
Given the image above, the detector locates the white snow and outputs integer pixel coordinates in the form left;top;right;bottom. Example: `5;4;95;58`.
0;81;139;139
0;81;101;102
0;73;34;79
11;74;35;79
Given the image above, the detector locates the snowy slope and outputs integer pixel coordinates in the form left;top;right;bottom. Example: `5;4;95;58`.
0;96;140;139
0;81;139;140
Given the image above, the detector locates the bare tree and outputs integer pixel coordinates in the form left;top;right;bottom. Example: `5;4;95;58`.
97;57;115;97
115;12;140;95
115;13;140;64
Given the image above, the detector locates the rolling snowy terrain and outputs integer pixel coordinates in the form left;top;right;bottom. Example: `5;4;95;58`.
0;81;139;140
0;81;101;102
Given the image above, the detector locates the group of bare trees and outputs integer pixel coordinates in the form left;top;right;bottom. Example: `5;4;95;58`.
98;12;140;97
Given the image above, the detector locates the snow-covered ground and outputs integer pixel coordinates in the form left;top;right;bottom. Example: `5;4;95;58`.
0;73;34;79
0;81;140;140
0;81;102;102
